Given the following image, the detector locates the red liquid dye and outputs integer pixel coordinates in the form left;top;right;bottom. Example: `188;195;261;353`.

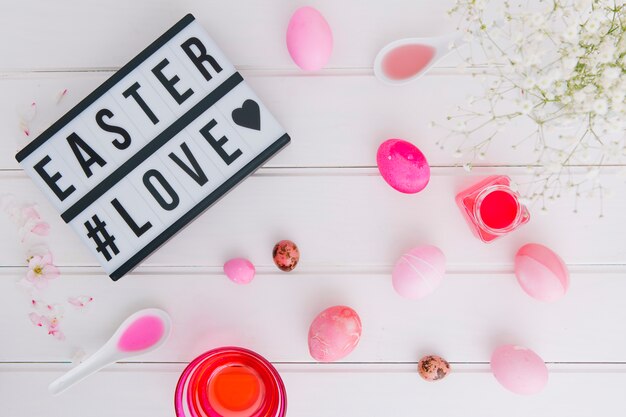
175;347;286;417
209;365;263;416
382;44;435;80
479;190;519;230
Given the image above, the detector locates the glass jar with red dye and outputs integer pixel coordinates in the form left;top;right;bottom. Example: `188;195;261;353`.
455;175;530;243
175;347;287;417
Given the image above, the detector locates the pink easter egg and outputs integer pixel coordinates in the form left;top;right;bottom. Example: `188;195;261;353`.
286;7;333;71
490;344;548;395
515;243;569;302
308;306;362;362
223;258;256;285
392;245;446;299
376;139;430;194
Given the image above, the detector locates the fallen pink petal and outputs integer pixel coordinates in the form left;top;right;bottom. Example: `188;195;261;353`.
28;312;48;327
49;328;65;340
56;88;68;104
68;296;94;308
22;206;41;221
30;221;50;236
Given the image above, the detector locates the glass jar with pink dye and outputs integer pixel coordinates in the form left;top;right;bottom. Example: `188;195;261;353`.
455;175;530;242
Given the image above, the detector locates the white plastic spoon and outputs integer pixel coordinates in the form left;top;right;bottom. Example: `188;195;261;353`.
374;32;464;85
49;308;171;395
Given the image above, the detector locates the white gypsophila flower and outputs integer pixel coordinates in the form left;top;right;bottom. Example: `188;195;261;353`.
512;32;525;45
537;76;552;89
604;66;621;81
598;43;617;63
554;81;567;96
562;26;580;43
529;12;546;29
593;99;609;115
573;90;587;103
518;99;534;115
612;100;625;113
584;18;601;34
445;0;625;213
522;76;537;89
574;0;593;12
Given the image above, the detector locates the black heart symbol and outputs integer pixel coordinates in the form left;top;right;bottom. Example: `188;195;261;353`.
232;99;261;131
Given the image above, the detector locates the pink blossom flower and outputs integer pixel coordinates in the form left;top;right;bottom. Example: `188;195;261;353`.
26;253;60;289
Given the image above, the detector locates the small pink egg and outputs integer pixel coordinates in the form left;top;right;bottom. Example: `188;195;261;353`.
392;245;446;299
515;243;569;302
490;344;548;395
308;305;362;362
376;139;430;194
223;258;256;285
286;7;333;71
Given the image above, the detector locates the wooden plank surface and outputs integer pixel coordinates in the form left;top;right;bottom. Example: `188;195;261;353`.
1;170;623;268
2;363;626;417
0;72;544;171
2;270;626;363
0;0;459;71
1;0;624;416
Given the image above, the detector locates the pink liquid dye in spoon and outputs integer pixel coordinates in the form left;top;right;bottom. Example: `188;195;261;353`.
118;315;166;352
381;44;435;81
49;308;171;395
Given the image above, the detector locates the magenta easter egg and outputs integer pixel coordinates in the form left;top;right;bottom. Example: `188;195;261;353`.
490;344;548;395
392;245;446;299
377;139;430;194
515;243;569;302
308;306;362;362
286;7;333;71
223;258;256;284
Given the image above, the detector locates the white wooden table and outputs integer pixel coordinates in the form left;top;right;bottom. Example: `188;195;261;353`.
2;1;626;416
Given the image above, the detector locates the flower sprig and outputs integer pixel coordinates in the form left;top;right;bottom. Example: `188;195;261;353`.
438;0;626;215
3;87;93;341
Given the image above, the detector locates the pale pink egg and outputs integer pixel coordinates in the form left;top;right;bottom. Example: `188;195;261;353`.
490;344;548;395
308;306;362;362
286;7;333;71
376;139;430;194
392;245;446;299
515;243;569;302
223;258;256;285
